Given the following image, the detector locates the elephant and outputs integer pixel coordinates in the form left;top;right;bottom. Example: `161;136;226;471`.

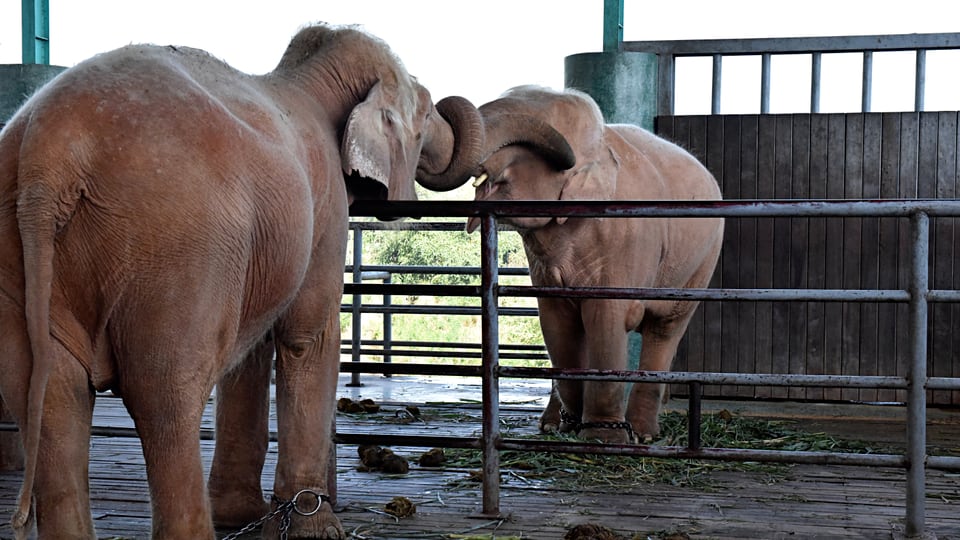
0;23;482;539
463;86;724;444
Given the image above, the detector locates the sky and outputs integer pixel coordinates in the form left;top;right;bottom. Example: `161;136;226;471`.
1;0;959;114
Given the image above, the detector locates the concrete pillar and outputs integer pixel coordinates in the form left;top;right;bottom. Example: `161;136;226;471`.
564;51;658;131
565;51;658;368
0;63;66;123
0;62;66;470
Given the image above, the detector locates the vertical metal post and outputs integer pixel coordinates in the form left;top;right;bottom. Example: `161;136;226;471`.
21;0;50;65
711;54;722;115
810;52;822;113
862;51;873;113
480;215;501;516
687;382;702;451
914;49;926;112
657;54;676;117
602;0;623;52
382;274;392;376
348;227;363;387
905;211;929;538
760;53;771;114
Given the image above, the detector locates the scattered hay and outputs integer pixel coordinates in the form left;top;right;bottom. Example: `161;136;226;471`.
444;410;897;490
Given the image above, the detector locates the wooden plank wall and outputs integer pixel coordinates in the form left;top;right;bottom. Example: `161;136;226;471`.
657;112;960;405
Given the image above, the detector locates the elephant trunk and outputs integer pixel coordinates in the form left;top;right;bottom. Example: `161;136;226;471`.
476;110;577;172
415;96;485;192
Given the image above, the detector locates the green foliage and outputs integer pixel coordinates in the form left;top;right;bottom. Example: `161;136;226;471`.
343;222;545;356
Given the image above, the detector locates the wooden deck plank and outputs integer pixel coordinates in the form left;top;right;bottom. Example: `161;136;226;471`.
1;378;960;539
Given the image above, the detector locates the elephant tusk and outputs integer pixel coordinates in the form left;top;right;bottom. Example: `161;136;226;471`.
471;173;489;188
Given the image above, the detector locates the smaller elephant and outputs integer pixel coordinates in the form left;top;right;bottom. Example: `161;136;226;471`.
463;86;724;443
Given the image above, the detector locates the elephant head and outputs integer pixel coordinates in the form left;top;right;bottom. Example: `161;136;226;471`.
276;24;484;202
339;83;484;203
464;86;622;233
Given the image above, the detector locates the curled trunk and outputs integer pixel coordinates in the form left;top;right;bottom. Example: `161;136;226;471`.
477;111;576;172
415;96;485;192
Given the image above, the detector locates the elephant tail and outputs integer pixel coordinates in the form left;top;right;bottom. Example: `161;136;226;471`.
11;178;65;536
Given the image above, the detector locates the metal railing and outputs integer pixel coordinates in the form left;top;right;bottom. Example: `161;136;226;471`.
347;197;960;540
620;32;960;115
341;220;546;381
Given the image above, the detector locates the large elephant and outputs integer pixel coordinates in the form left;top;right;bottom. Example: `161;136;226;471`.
0;24;482;539
464;86;723;444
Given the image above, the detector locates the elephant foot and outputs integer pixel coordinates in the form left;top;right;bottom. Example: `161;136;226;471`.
210;489;269;529
628;414;661;443
260;498;344;539
579;423;638;444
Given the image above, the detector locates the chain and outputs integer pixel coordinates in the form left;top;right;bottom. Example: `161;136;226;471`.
220;489;328;540
559;408;638;443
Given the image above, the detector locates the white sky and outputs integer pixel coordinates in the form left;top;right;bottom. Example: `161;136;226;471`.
1;0;959;114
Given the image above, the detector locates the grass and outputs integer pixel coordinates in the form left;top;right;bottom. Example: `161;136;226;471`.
441;409;898;490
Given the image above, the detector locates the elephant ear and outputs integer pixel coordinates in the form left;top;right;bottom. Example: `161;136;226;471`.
341;80;417;201
556;145;620;224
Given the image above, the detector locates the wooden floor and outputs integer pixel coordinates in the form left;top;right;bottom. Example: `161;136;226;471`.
3;374;960;539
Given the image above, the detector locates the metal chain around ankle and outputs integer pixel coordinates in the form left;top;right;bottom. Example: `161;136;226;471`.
221;489;328;540
559;408;638;443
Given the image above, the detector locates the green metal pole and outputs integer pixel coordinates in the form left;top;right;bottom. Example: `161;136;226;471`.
602;0;624;52
21;0;50;65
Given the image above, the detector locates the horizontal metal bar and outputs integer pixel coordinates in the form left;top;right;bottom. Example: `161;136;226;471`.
620;32;960;56
345;283;479;297
500;285;911;303
343;340;546;352
497;438;909;468
340;348;547;361
498;367;909;389
340;304;537;317
338;362;482;376
350;199;960;220
0;423;482;450
345;265;530;277
343;285;960;306
923;377;960;390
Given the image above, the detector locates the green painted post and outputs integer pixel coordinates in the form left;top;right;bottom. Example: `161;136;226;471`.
21;0;50;65
603;0;624;52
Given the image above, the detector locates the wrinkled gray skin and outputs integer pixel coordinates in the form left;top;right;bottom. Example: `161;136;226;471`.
0;24;482;539
464;86;724;444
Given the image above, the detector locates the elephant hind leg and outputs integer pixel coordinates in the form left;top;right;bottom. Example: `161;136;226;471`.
628;308;699;439
30;346;97;539
125;386;214;540
209;336;272;528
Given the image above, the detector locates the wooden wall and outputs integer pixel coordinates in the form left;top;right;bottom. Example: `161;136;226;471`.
657;112;960;404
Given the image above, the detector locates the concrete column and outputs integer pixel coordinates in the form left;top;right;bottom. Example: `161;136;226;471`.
564;51;658;131
0;63;66;123
0;62;65;470
565;51;658;369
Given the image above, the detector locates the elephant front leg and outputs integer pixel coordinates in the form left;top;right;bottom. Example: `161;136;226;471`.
269;305;344;539
209;335;273;528
535;299;584;435
577;300;633;444
539;382;580;434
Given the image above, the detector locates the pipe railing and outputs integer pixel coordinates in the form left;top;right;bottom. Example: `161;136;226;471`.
346;197;960;540
3;199;957;538
619;32;960;115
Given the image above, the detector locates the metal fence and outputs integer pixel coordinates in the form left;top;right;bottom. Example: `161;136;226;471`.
346;197;960;540
620;32;960;115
